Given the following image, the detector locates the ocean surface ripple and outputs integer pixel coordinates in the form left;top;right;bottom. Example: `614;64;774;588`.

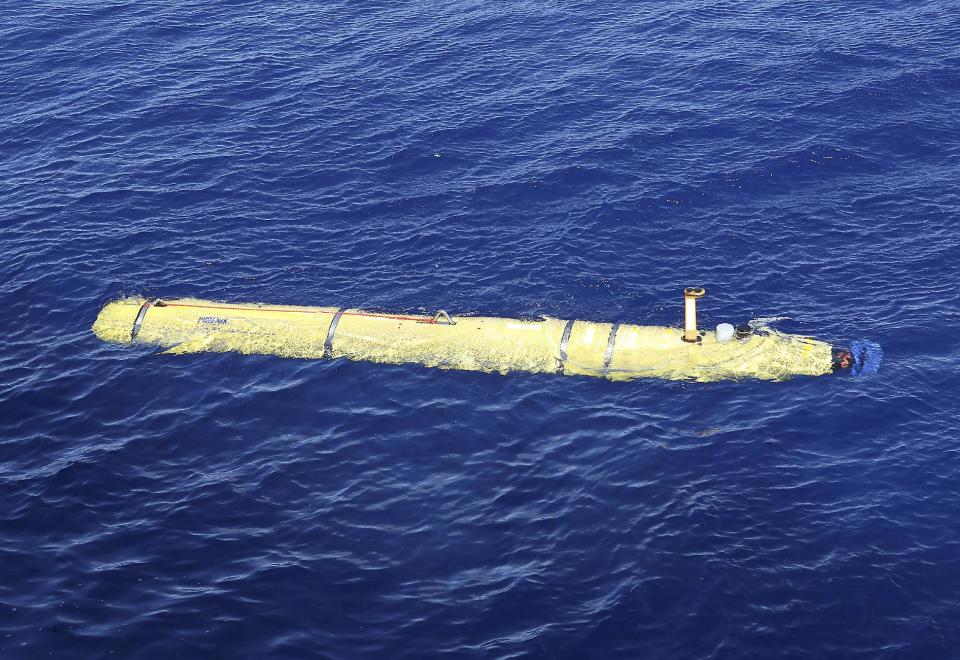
2;1;959;658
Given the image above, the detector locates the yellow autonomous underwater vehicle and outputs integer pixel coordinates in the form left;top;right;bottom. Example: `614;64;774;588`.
92;288;882;382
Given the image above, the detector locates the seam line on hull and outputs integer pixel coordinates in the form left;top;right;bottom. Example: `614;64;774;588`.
323;308;345;359
159;301;432;323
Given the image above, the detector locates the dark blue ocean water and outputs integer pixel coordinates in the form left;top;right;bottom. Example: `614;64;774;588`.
2;1;959;657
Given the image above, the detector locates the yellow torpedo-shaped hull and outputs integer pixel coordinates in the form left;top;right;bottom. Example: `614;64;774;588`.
92;297;835;382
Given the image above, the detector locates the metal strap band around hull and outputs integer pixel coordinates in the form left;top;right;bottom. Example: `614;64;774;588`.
323;308;345;359
601;323;621;378
130;300;153;341
556;319;576;375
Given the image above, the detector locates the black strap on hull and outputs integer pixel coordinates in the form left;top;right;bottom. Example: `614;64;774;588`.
130;300;153;341
556;319;575;374
323;308;345;359
601;323;621;378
